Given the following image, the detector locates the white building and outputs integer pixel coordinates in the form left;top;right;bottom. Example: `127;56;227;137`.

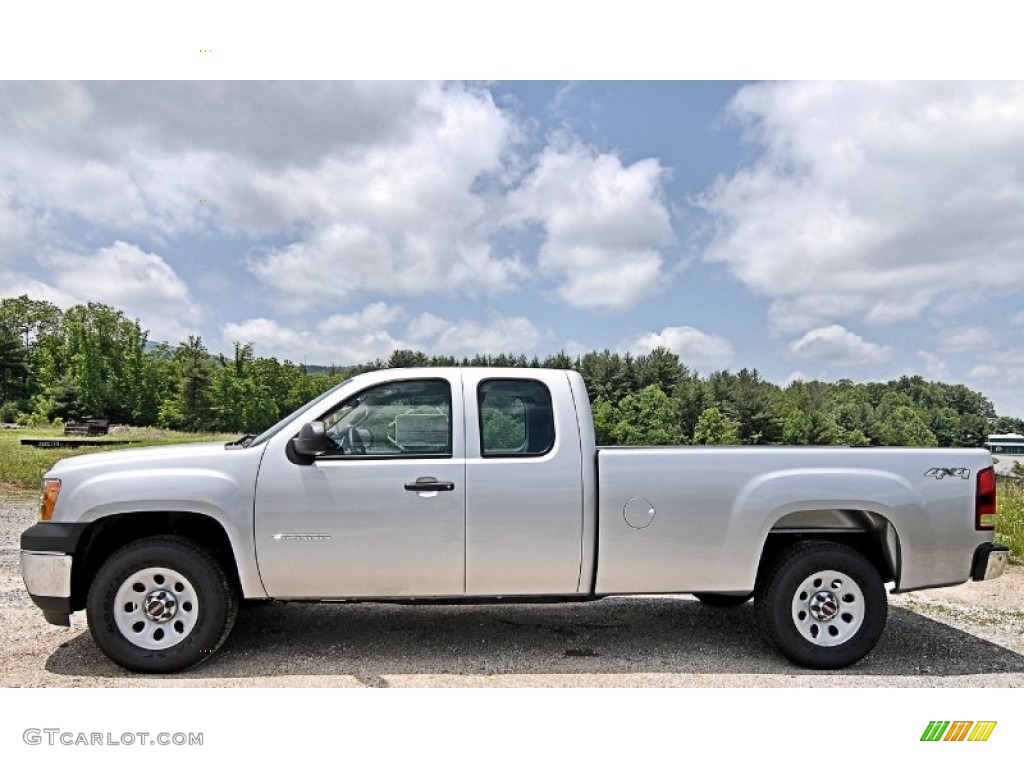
986;433;1024;456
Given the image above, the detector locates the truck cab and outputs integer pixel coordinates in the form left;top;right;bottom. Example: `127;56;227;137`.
253;367;593;599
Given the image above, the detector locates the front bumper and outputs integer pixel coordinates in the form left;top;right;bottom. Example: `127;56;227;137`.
20;551;73;626
19;522;89;626
971;543;1010;581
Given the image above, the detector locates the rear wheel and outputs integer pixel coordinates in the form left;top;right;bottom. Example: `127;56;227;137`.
756;541;886;669
86;536;237;673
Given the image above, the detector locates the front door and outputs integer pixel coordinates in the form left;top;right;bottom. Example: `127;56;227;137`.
254;374;466;598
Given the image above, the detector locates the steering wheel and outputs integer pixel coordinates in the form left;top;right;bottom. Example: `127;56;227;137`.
340;426;367;455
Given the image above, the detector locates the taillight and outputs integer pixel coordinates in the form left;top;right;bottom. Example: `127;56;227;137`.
975;466;996;531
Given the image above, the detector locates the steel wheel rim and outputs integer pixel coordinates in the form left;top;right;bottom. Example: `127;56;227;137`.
113;567;199;650
790;569;865;647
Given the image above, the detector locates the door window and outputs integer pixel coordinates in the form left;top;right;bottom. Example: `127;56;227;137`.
319;379;452;457
478;379;554;457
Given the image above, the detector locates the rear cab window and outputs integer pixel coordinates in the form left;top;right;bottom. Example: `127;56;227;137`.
477;379;555;457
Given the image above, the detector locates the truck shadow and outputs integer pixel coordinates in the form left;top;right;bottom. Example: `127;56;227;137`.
44;597;1024;683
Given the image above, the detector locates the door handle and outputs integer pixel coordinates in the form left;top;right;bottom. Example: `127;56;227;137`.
404;479;455;492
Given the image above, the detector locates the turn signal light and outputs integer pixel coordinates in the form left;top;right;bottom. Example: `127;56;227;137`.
975;466;996;531
39;479;60;522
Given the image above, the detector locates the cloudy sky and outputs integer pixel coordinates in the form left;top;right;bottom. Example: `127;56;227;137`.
2;81;1023;416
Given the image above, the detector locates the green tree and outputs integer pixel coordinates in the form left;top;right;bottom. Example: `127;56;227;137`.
591;399;618;445
162;336;215;431
0;296;64;403
632;347;685;394
611;385;683;445
782;408;812;444
578;350;634;404
674;375;712;442
45;302;150;421
877;405;938;446
693;406;741;445
731;368;784;444
841;428;871;447
388;349;429;368
542;351;575;370
0;325;29;407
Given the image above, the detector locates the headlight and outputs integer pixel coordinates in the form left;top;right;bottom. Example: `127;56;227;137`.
39;479;61;522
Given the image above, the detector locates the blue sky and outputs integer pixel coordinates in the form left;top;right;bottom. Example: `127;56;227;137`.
2;81;1024;417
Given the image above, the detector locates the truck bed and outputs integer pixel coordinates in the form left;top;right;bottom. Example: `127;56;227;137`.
595;446;994;595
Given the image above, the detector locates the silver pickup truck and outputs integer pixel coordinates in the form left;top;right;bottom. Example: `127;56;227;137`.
21;367;1010;673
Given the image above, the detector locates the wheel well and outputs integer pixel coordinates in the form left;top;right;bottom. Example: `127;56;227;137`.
756;509;900;589
70;512;240;611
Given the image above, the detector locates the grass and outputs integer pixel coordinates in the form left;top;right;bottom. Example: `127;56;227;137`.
996;477;1024;564
0;426;239;492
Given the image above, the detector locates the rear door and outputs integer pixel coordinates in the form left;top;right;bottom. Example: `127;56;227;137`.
462;370;585;595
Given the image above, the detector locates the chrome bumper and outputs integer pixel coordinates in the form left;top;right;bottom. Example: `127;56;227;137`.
20;551;73;626
971;543;1010;581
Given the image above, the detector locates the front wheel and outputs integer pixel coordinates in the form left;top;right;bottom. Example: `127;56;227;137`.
86;536;238;673
756;541;886;669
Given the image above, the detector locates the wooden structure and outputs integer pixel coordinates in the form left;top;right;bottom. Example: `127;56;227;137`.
63;419;111;437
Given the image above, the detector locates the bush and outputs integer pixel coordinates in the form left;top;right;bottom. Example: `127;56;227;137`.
25;411;51;428
0;401;20;423
996;478;1024;564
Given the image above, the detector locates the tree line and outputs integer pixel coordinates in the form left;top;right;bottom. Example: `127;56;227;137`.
2;295;1021;445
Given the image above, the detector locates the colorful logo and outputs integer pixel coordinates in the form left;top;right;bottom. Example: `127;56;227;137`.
921;721;997;742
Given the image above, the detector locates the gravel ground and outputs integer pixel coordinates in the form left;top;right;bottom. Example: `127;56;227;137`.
2;493;1022;688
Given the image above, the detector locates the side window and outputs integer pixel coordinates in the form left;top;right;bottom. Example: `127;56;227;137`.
319;379;452;457
478;379;554;457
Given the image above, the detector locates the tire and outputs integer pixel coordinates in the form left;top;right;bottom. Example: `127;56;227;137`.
86;536;238;673
756;541;886;669
693;592;753;608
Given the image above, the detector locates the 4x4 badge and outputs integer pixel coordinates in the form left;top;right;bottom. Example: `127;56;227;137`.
924;468;971;480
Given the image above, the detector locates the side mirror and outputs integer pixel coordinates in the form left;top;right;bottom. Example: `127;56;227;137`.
292;421;331;457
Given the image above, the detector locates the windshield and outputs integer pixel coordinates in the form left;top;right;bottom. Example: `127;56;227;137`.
245;380;350;448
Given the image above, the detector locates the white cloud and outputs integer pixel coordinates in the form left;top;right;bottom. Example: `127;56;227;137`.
222;309;542;364
967;363;999;381
560;339;592;359
0;82;429;236
787;324;894;367
916;350;951;380
700;82;1024;334
0;272;79;308
506;140;673;311
405;312;454;343
0;82;528;307
248;220;525;311
404;313;542;357
241;83;528;307
935;325;992;354
0;190;43;264
784;371;809;387
628;325;734;371
316;303;406;334
222;316;404;365
28;241;201;342
971;364;1024;418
